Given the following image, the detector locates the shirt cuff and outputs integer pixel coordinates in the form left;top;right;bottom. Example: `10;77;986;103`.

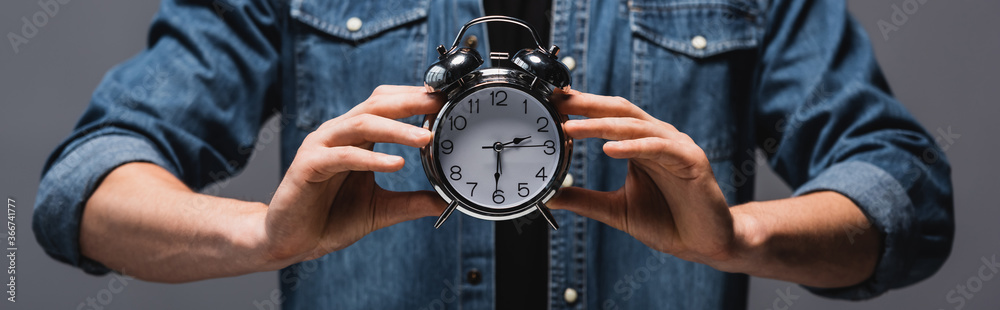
791;161;914;300
33;134;176;275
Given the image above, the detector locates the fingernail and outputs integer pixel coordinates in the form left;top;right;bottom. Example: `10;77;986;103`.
411;127;429;140
384;156;404;166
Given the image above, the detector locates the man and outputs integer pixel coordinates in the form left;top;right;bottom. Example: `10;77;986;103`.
34;0;953;309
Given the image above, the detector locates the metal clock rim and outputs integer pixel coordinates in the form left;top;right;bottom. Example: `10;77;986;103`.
420;68;572;221
428;80;567;217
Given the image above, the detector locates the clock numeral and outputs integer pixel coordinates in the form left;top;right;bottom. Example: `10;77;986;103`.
440;140;454;155
448;115;467;131
491;90;507;106
543;140;556;155
449;165;462;181
467;182;478;197
517;183;530;197
522;99;528;114
492;190;505;204
536;117;550;132
535;167;548;181
468;98;479;114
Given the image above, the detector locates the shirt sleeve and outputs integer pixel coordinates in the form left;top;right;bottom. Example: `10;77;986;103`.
32;0;285;274
752;1;954;300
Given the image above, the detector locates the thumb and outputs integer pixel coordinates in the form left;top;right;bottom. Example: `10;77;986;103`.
375;189;448;228
548;187;623;230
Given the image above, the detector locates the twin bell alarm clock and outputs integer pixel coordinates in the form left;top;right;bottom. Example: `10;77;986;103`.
420;16;573;230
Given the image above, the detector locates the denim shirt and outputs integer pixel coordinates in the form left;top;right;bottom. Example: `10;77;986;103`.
33;0;954;309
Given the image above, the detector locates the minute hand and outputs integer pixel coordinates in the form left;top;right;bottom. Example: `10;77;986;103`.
494;151;501;190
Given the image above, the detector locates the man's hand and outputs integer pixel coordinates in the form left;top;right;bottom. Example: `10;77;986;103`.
547;89;736;264
82;85;447;282
547;90;880;288
260;85;446;265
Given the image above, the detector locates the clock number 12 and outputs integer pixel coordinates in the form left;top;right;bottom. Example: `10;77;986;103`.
490;90;507;106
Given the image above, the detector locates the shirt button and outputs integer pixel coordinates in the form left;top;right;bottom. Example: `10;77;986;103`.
561;56;576;71
563;287;579;304
346;17;363;32
561;173;574;188
466;269;482;285
691;35;707;50
464;35;478;48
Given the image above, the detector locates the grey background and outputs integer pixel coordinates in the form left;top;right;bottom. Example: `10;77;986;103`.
0;0;996;309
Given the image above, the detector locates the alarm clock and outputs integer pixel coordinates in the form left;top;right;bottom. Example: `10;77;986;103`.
421;16;572;230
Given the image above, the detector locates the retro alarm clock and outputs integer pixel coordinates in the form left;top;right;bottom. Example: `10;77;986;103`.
421;16;572;230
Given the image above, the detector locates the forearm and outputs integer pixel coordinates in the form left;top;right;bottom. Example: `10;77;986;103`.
81;162;276;283
721;191;881;288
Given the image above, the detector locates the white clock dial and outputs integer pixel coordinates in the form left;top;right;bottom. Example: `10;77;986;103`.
435;86;562;211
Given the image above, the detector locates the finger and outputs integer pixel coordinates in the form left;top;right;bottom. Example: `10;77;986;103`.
547;187;625;230
349;89;445;120
295;146;406;182
315;114;431;148
375;189;448;228
552;89;649;119
563;117;674;141
370;85;428;95
603;137;708;179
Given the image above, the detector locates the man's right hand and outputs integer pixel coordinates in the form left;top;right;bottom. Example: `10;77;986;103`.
259;85;446;266
81;85;445;282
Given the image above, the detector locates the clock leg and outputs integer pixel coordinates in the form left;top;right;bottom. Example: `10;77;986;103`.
535;202;559;230
434;201;459;229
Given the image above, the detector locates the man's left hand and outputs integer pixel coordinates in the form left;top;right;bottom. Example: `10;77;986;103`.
548;89;742;267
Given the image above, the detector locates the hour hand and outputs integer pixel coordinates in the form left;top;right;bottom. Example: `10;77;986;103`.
482;136;532;149
505;136;531;146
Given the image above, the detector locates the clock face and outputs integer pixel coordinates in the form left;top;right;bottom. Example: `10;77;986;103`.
434;86;563;214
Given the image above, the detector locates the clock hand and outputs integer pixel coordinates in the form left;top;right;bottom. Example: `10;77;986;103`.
498;150;503;175
494;151;501;191
482;136;532;149
505;136;531;146
503;144;548;148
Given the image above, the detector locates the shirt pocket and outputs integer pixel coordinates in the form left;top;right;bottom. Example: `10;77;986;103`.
290;0;430;130
627;0;763;163
629;0;761;59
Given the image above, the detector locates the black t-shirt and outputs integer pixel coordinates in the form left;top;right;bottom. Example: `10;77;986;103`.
483;1;553;308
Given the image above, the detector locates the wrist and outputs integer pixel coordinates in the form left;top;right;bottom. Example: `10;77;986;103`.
232;202;290;272
708;204;768;274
